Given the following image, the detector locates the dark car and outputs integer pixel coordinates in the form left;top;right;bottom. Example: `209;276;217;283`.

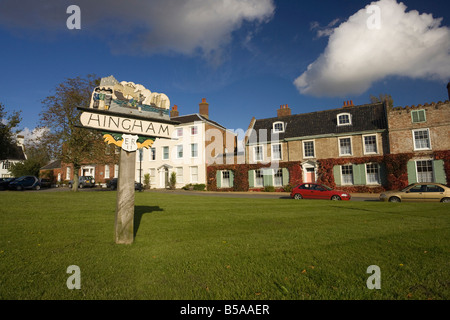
0;177;17;190
39;178;52;188
290;183;351;201
108;178;143;191
8;175;41;191
68;176;96;188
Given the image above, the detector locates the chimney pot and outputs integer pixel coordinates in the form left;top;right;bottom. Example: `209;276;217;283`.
277;104;291;117
170;104;179;118
199;98;209;119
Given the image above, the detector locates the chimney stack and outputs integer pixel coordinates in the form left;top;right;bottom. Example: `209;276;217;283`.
343;100;354;108
277;104;291;117
16;135;24;147
199;98;209;119
170;105;179;118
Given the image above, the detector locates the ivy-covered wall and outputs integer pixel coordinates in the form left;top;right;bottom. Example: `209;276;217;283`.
207;151;450;192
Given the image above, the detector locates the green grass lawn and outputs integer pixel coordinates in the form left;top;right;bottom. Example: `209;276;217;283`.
0;190;449;300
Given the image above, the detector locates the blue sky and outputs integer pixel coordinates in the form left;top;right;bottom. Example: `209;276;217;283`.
0;0;449;138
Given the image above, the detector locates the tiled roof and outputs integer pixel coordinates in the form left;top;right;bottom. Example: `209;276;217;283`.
1;144;26;161
40;160;61;170
249;102;387;143
172;113;227;130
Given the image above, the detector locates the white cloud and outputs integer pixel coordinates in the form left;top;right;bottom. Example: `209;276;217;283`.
18;127;49;144
0;0;274;62
294;0;450;97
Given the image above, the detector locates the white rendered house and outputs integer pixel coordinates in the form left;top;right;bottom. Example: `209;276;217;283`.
136;99;236;189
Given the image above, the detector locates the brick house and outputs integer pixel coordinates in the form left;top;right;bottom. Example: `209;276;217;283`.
209;84;450;191
211;101;391;192
40;144;119;187
387;100;450;185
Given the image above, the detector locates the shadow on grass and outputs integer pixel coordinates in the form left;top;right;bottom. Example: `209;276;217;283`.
134;206;164;237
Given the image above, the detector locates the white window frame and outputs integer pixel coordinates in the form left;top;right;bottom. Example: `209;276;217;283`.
273;121;285;133
191;126;198;136
176;145;183;159
190;166;198;183
176;167;183;184
337;113;352;126
272;144;282;161
415;159;434;183
176;128;183;137
362;134;378;155
114;165;119;178
341;165;354;185
302;140;315;158
190;143;198;158
254;145;264;162
222;170;231;188
66;167;71;180
254;169;264;187
149;147;156;161
411;109;426;123
365;163;380;185
412;128;431;151
104;165;110;179
338;137;353;156
162;146;169;160
273;168;283;187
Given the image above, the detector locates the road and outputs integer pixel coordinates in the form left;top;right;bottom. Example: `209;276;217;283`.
26;186;380;201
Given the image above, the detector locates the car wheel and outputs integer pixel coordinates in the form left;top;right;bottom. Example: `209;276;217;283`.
294;193;303;200
331;195;341;201
35;185;41;190
79;184;83;189
16;186;23;191
441;197;450;203
389;196;401;202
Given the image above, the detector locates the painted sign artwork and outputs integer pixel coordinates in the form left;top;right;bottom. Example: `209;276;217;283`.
79;75;176;152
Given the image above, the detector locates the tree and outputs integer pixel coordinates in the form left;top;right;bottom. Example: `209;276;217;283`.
370;93;394;108
9;136;51;177
38;75;117;191
0;102;21;160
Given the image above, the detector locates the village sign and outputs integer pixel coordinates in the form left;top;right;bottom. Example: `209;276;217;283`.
78;75;179;244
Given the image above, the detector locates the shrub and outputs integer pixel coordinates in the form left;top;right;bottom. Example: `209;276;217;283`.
143;173;150;189
193;184;206;191
283;185;293;193
263;185;275;192
169;172;176;190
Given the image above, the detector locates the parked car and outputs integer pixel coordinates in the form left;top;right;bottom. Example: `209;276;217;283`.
68;176;95;188
290;183;351;201
0;177;17;190
8;175;41;191
108;178;143;191
39;178;52;188
379;183;450;202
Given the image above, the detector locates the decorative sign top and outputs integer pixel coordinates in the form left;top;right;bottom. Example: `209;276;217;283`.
78;75;178;151
89;75;171;120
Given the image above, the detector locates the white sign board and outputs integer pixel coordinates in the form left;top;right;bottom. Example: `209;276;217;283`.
80;111;174;139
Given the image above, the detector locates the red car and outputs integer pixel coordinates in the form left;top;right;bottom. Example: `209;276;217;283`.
290;183;351;201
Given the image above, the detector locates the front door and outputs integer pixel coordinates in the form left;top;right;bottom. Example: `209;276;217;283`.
305;168;315;183
164;168;169;188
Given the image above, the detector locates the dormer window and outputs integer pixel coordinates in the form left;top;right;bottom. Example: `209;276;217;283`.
273;121;285;133
337;113;352;126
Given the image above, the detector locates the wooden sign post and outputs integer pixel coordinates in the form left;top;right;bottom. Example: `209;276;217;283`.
78;75;178;244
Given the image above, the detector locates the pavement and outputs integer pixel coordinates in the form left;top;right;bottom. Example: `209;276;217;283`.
13;186;381;201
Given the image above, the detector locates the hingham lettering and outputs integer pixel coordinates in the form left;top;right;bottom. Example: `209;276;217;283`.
80;111;173;138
